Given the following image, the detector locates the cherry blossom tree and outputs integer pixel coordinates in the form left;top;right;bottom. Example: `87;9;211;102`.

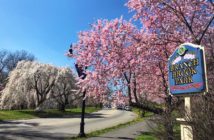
127;0;213;43
69;18;164;114
126;1;214;139
126;0;214;90
126;0;214;99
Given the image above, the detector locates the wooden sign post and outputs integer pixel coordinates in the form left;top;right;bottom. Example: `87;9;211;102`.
168;43;208;140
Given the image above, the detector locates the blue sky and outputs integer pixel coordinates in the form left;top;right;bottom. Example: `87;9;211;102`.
0;0;133;67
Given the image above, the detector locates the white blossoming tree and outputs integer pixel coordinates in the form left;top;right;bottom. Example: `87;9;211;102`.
1;61;56;111
1;61;36;110
1;60;79;111
50;67;79;111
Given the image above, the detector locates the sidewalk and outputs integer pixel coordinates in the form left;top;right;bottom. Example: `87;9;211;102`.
87;119;153;140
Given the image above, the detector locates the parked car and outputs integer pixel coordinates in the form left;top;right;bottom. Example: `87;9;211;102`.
107;105;112;108
124;106;132;111
103;104;112;109
117;105;124;110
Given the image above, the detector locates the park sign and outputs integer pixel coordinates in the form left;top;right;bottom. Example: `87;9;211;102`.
168;43;207;95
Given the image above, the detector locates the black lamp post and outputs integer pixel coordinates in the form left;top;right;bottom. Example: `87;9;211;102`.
79;89;86;137
68;45;87;137
75;63;87;137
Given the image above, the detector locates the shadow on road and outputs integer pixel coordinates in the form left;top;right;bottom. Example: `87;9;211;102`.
0;130;73;140
0;120;39;129
0;121;38;126
59;112;107;119
13;111;106;119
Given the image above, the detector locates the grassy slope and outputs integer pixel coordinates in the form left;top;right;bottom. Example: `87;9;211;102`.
135;110;181;140
0;107;100;121
135;132;157;140
135;124;180;140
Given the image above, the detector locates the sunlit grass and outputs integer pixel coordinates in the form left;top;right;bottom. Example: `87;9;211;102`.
0;107;100;121
135;132;157;140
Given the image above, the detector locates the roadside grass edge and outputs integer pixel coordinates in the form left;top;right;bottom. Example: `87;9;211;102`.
70;108;153;140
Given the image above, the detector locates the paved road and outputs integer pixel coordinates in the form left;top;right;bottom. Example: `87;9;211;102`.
0;109;137;140
87;119;154;140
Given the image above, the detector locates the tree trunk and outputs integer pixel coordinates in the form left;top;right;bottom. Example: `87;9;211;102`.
35;98;45;112
58;104;66;112
131;102;163;114
164;96;174;140
35;105;43;112
158;62;175;140
124;72;132;105
127;85;132;105
99;102;103;108
141;109;146;117
164;121;174;140
133;73;139;103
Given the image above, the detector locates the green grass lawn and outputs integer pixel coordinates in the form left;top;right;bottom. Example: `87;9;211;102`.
0;107;100;121
135;117;181;140
135;123;180;140
135;132;157;140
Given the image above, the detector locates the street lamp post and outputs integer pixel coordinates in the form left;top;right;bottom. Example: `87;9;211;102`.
79;90;86;137
75;63;87;137
68;45;87;137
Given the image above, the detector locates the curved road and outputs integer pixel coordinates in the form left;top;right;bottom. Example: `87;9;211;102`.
0;109;137;140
